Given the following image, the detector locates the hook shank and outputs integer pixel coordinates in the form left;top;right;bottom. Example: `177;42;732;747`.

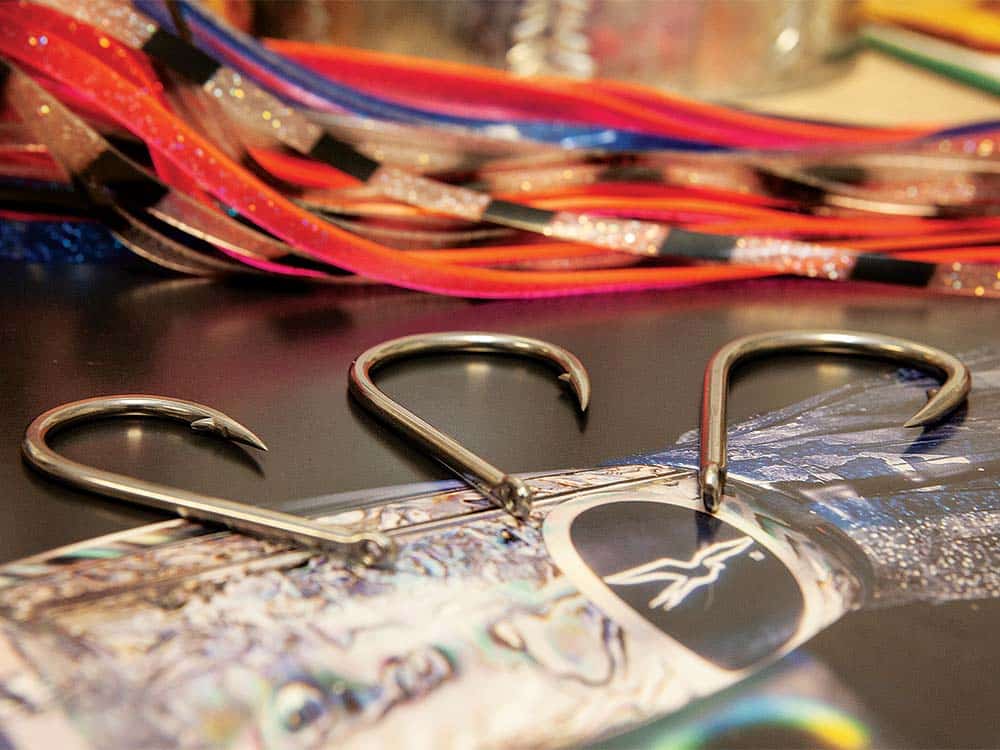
349;332;590;519
23;395;394;565
700;330;971;513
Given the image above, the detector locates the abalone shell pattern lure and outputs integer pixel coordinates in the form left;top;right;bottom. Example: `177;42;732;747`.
3;348;1000;748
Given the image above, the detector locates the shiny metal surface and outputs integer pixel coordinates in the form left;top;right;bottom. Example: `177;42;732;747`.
349;331;590;519
700;329;972;512
22;395;394;565
3;264;999;748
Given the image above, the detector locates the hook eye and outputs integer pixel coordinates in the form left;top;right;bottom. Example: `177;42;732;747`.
349;332;590;520
700;330;971;513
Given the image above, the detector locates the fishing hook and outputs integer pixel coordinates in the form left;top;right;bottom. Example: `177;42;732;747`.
22;395;394;565
699;329;971;513
349;331;590;520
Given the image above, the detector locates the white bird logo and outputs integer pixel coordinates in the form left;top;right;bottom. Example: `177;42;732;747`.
603;536;755;611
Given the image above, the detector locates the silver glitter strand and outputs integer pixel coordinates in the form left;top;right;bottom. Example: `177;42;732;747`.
202;68;324;154
30;0;157;49
369;167;491;220
730;237;858;281
543;212;669;255
930;261;1000;298
6;67;104;174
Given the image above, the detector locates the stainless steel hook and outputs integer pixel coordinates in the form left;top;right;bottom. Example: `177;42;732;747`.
22;395;394;565
700;330;971;513
349;332;590;520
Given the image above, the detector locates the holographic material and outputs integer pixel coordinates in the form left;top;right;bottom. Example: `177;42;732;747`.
29;0;156;49
4;351;1000;745
111;215;239;274
544;212;670;255
0;219;122;263
0;465;856;749
5;62;104;174
482;165;604;194
601;691;871;750
24;0;956;282
0;60;299;274
151;193;293;263
646;347;1000;607
0;630;89;750
730;238;857;281
8;3;997;295
203;68;323;154
368;167;491;221
2;10;776;295
930;261;1000;297
201;62;505;222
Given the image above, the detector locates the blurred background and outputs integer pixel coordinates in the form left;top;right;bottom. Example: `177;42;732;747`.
255;0;860;98
204;0;999;120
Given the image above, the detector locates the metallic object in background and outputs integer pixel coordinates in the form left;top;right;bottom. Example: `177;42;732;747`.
22;395;395;565
349;331;590;520
700;330;971;513
266;0;859;98
507;0;595;78
580;0;860;97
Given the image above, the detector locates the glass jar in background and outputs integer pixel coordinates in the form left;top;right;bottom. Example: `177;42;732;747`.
253;0;860;100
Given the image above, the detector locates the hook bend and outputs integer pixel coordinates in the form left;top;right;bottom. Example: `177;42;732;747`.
349;331;590;520
700;330;971;514
23;395;394;566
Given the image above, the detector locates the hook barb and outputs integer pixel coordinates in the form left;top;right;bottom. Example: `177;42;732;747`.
190;415;269;451
699;330;971;514
23;395;394;565
349;331;590;519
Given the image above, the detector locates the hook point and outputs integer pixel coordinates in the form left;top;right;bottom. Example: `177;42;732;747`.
558;371;590;411
190;416;269;451
904;383;962;428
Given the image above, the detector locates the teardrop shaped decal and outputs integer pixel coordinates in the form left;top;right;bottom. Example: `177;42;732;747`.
544;495;803;671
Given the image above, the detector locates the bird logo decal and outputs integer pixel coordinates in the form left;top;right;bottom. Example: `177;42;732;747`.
603;536;755;612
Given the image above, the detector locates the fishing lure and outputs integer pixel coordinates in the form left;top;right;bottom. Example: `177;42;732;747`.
13;0;1000;298
8;106;988;275
0;6;773;296
0;59;379;281
15;330;971;747
139;0;1000;221
472;149;1000;218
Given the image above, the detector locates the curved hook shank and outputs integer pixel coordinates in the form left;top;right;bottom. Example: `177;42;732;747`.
700;330;971;513
23;395;394;565
349;332;590;519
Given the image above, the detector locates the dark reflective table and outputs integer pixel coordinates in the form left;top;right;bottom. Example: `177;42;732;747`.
2;260;998;747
